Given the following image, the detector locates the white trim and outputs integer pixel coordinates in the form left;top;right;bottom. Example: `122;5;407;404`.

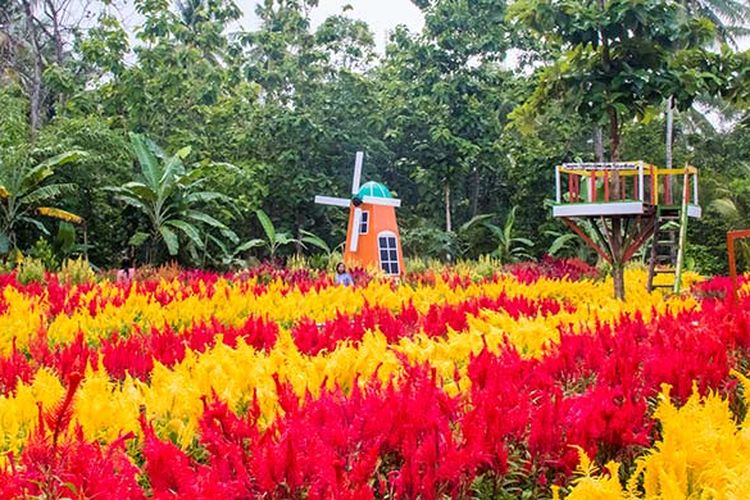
350;208;362;252
314;195;350;208
552;201;645;217
377;230;400;275
352;151;364;194
361;196;401;207
562;162;644;170
555;165;561;203
638;162;644;201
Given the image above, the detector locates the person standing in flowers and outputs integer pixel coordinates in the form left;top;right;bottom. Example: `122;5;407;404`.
335;262;354;287
116;249;136;283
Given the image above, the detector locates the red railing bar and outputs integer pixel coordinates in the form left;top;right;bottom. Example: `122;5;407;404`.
604;170;609;202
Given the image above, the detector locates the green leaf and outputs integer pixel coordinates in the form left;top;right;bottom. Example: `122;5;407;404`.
459;214;494;233
129;133;161;190
0;232;10;254
513;237;535;247
186;210;228;230
120;182;157;203
206;233;229;256
235;239;266;253
255;209;276;243
159;226;179;255
19;216;49;235
220;228;240;245
128;232;151;247
709;198;739;218
300;229;331;254
274;233;299;246
24;151;86;191
165;219;204;249
548;233;578;255
21;183;76;205
185;191;234;205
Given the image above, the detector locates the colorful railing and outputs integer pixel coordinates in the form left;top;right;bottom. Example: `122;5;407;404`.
555;162;699;207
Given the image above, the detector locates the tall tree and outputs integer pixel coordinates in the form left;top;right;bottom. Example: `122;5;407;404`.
510;0;728;298
378;0;512;235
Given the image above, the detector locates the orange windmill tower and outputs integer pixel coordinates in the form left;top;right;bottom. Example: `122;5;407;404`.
314;151;404;275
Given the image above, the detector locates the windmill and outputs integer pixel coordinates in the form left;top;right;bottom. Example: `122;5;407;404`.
314;151;404;275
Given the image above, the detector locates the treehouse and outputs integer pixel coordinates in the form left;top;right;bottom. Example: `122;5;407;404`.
552;162;700;293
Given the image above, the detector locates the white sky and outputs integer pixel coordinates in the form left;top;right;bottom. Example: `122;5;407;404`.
239;0;425;51
113;0;425;52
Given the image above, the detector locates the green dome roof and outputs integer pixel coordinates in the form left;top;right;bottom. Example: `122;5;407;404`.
357;181;392;199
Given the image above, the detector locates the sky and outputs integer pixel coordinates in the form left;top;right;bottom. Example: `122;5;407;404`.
240;0;425;51
113;0;425;52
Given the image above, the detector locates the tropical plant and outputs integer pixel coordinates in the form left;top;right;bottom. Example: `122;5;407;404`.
0;148;84;253
237;209;301;259
483;207;534;264
709;165;750;263
299;229;333;256
107;133;237;263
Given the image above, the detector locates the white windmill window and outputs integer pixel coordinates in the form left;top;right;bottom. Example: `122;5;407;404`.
359;210;369;234
378;231;400;275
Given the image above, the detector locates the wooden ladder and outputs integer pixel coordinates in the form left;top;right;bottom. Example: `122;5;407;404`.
647;171;690;293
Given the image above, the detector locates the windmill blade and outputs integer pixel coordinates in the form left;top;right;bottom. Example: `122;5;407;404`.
315;195;350;208
351;151;364;195
349;207;362;252
361;196;401;208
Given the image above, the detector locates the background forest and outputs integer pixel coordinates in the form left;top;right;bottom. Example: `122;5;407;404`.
2;0;750;274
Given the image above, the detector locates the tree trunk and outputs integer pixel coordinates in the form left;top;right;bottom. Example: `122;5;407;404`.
665;96;674;204
471;165;480;217
612;261;625;300
21;0;43;137
45;0;64;65
594;126;604;162
444;182;452;233
608;108;620;162
45;0;66;110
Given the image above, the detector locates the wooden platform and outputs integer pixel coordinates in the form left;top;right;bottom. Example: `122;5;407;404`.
552;201;702;219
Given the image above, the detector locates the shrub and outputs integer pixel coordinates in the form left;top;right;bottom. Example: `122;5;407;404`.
16;257;46;285
59;257;96;286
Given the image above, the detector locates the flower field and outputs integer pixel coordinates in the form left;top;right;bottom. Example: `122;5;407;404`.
0;259;749;498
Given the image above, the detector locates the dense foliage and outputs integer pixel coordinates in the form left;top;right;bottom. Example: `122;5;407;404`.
2;0;750;274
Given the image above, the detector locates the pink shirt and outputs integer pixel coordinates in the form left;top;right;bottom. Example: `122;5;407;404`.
116;268;136;283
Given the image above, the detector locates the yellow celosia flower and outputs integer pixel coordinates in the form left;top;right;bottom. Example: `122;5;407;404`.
565;373;750;499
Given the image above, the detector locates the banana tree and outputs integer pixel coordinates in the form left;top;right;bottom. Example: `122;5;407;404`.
0;148;85;253
483;206;534;264
108;133;237;262
238;209;301;259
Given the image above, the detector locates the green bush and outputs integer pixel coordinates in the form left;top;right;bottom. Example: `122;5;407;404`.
28;238;58;271
16;257;46;285
59;257;96;286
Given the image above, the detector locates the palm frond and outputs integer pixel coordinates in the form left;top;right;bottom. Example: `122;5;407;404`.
709;197;740;218
21;183;76;205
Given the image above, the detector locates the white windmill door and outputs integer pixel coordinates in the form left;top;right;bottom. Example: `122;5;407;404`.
377;231;400;275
